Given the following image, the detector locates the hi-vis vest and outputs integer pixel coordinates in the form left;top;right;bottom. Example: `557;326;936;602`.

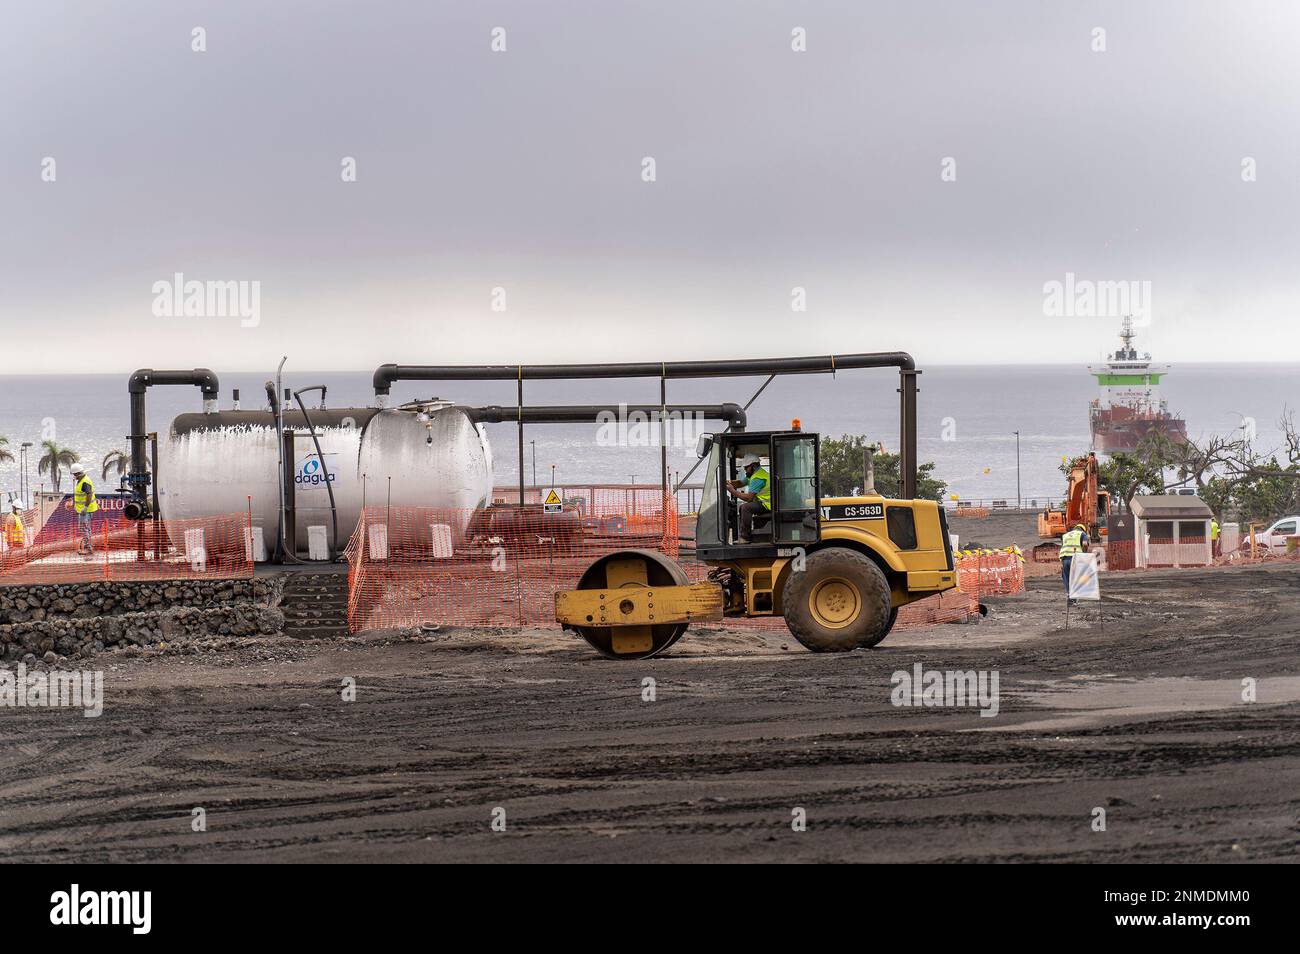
1059;528;1085;559
5;513;24;546
750;467;772;509
74;476;99;514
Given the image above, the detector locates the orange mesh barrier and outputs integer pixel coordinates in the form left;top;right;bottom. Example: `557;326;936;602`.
898;588;980;625
1105;540;1136;570
953;507;991;518
491;484;689;517
346;502;679;631
955;552;1024;596
0;512;254;585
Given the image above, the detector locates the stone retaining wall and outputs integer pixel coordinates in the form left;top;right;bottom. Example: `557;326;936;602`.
0;577;287;667
1;604;285;666
0;578;282;625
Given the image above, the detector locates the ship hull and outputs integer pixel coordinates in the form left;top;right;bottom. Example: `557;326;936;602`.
1090;409;1187;455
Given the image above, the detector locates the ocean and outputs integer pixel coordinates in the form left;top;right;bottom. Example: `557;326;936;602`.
0;364;1294;504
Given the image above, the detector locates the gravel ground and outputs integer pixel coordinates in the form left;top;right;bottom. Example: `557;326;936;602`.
2;561;1297;863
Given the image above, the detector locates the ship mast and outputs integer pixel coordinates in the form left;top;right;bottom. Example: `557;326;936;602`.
1114;316;1137;361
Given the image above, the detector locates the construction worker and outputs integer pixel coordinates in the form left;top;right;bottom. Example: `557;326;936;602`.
4;499;25;550
71;462;98;556
725;454;771;544
1058;522;1090;603
1210;516;1220;557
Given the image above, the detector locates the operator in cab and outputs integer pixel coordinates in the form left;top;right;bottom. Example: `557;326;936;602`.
725;453;771;544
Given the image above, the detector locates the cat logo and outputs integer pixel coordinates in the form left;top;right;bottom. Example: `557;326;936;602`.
543;489;563;514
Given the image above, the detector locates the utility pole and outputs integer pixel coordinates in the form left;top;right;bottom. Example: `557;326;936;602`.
530;440;536;488
20;442;32;503
1014;430;1021;510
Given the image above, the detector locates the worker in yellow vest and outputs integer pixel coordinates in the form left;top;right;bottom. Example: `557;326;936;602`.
726;454;772;544
71;462;98;556
1210;517;1220;557
4;499;26;550
1058;522;1090;603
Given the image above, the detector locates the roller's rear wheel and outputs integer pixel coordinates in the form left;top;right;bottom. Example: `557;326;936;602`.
781;548;892;652
571;549;690;659
859;606;898;649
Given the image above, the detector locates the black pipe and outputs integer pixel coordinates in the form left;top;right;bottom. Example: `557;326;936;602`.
899;370;919;499
373;352;914;394
125;368;219;518
291;386;341;562
265;380;292;562
372;352;916;494
462;403;747;430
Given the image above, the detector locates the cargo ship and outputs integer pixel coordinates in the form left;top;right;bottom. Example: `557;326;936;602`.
1088;317;1187;454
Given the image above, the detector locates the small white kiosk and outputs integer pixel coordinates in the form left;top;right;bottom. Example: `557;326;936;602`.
1130;495;1214;568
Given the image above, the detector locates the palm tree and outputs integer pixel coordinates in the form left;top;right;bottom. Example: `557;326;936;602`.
0;436;13;466
38;440;80;492
102;449;130;480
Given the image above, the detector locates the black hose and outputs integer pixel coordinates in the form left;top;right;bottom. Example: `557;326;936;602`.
292;387;341;562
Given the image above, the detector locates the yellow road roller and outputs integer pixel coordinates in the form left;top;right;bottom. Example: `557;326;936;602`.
555;425;957;658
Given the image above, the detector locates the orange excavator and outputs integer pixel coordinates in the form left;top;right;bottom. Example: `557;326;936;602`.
1033;452;1110;561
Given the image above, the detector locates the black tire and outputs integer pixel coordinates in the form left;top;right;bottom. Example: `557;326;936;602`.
859;606;898;649
781;548;892;652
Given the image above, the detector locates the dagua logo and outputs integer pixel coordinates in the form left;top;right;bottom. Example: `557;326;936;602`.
295;456;336;486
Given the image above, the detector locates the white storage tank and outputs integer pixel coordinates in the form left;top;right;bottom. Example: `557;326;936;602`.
157;401;493;557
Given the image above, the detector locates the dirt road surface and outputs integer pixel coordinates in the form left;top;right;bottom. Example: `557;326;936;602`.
3;563;1298;863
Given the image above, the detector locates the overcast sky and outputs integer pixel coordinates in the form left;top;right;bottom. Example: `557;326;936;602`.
3;0;1298;373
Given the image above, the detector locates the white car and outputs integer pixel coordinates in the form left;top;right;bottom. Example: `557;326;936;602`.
1252;516;1300;553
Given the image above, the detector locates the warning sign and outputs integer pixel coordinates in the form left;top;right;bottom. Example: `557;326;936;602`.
543;488;564;514
1068;552;1100;601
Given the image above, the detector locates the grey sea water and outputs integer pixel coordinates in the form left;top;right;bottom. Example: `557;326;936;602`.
0;364;1294;502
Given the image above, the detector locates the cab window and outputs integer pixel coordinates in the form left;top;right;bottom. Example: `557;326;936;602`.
886;506;917;550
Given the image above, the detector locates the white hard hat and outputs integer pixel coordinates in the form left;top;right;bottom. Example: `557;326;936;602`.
738;454;760;468
10;499;22;509
71;463;85;475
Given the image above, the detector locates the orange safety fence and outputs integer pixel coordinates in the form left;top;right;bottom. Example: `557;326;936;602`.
1105;540;1136;571
0;511;255;586
345;502;680;632
955;551;1024;596
490;484;690;518
952;507;991;518
900;588;981;625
